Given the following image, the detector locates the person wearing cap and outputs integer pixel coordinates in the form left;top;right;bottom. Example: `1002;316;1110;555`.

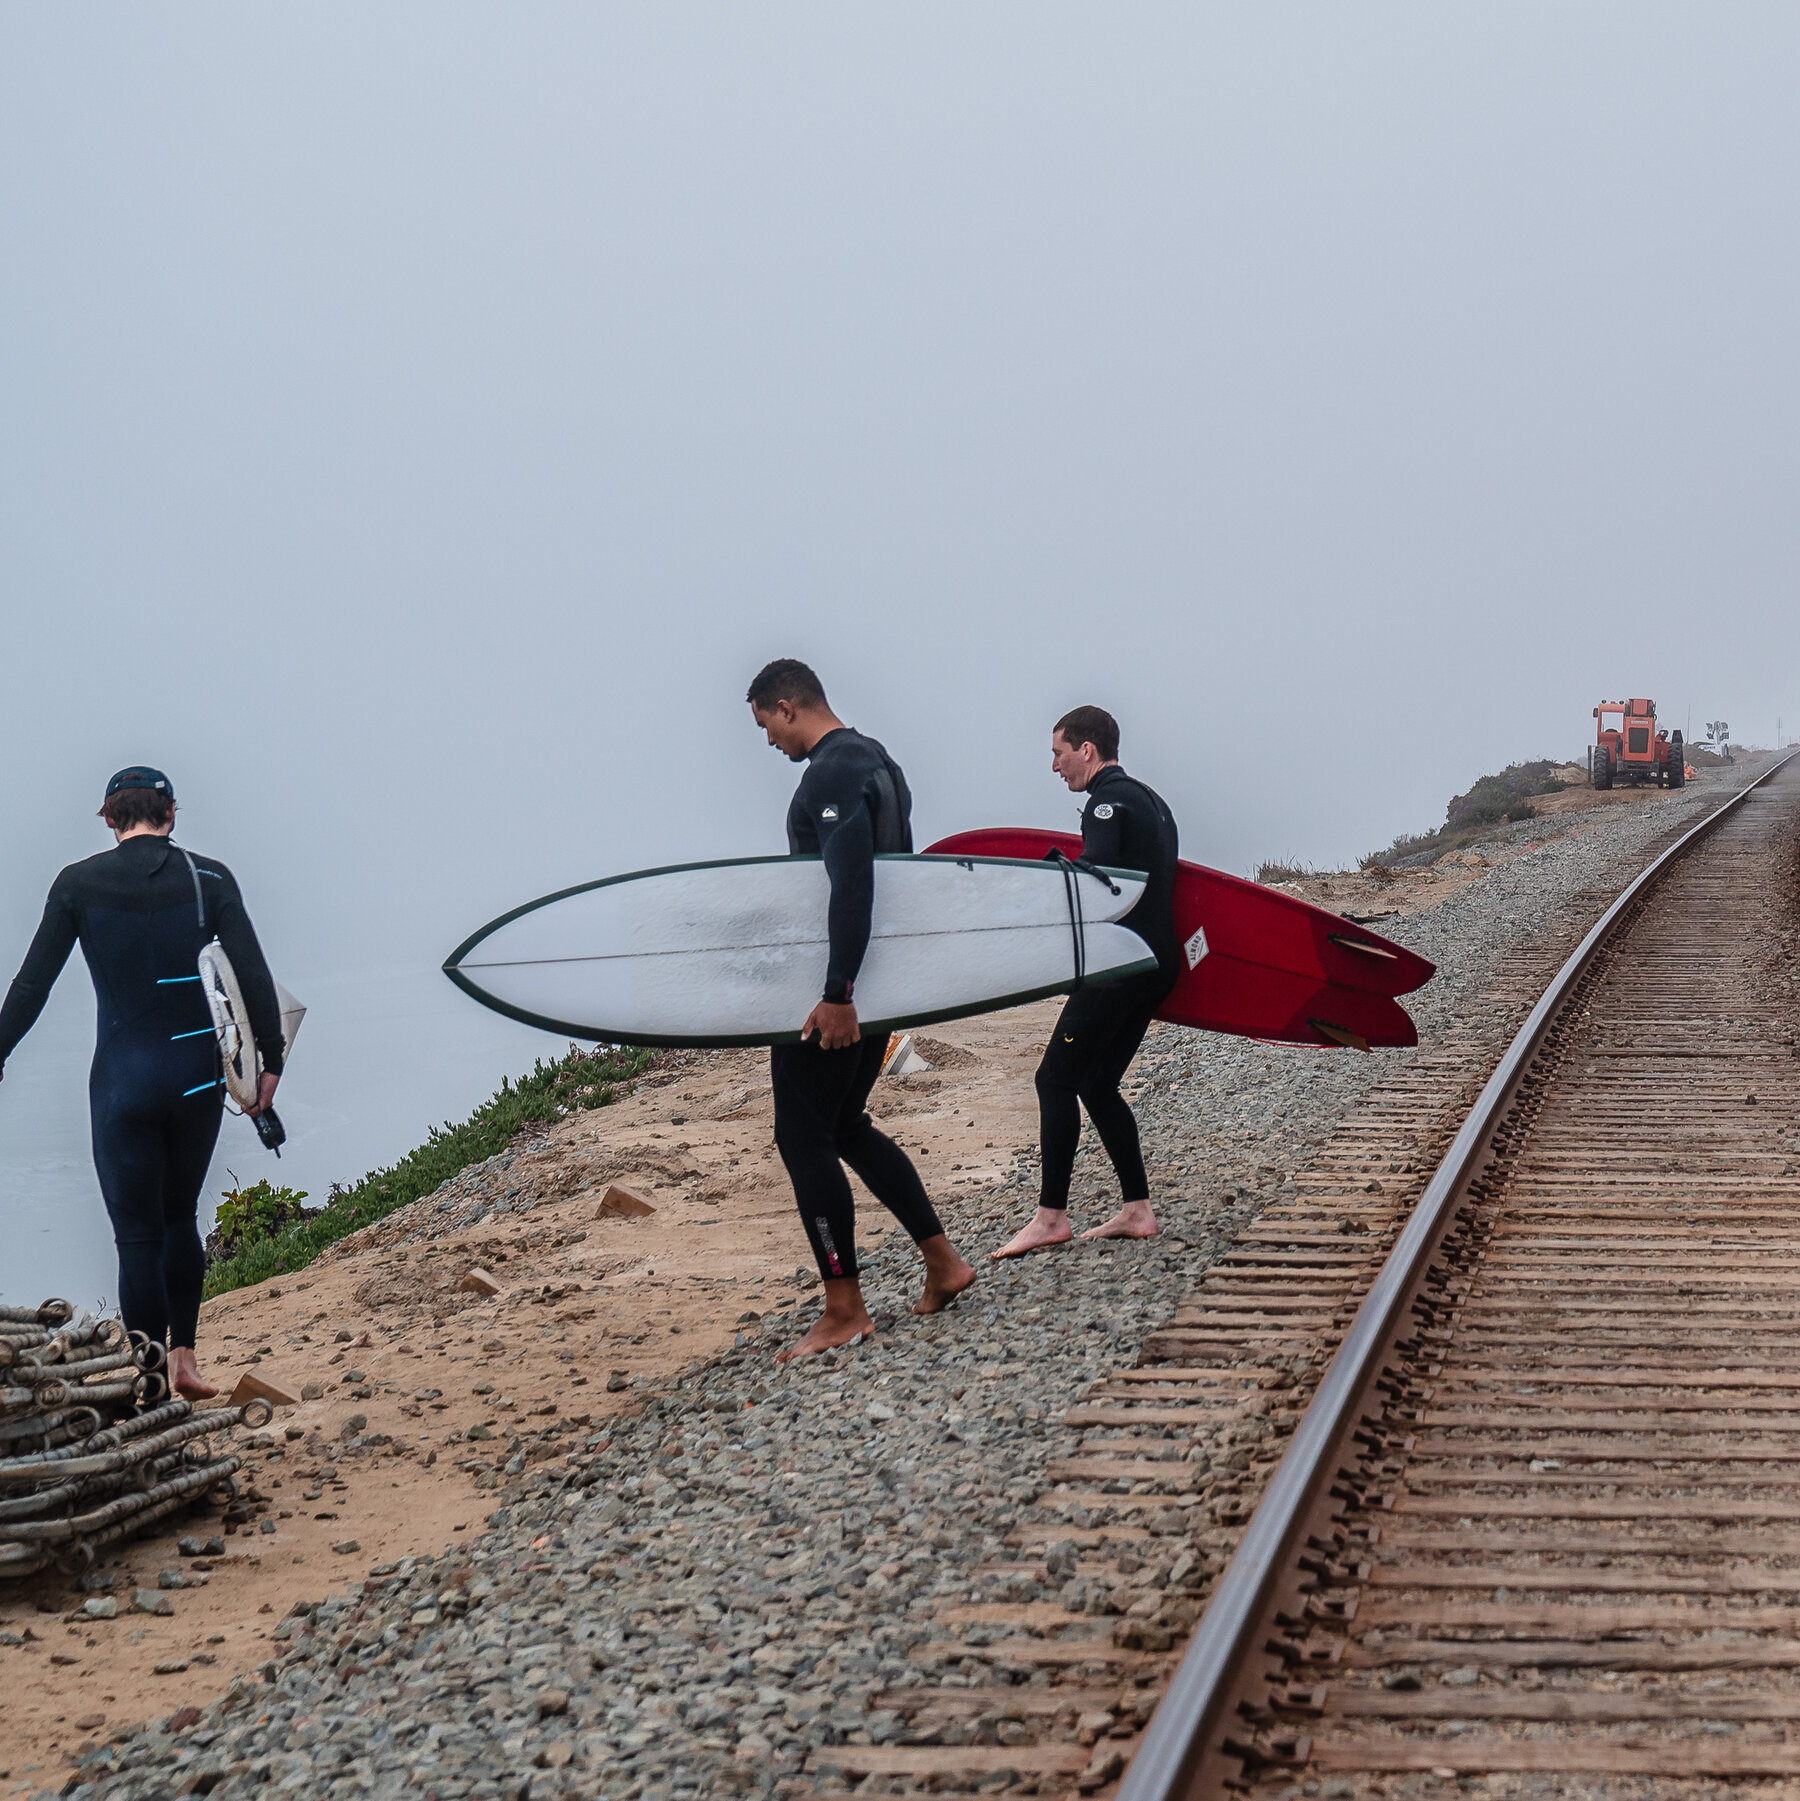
0;769;284;1400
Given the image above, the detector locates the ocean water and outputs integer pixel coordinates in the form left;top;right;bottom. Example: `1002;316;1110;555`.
0;955;561;1315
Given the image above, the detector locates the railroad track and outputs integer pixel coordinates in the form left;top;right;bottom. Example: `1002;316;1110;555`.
803;767;1791;1799
810;817;1766;1798
1120;754;1800;1796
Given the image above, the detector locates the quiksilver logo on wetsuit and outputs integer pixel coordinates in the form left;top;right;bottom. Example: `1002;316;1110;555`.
821;806;839;820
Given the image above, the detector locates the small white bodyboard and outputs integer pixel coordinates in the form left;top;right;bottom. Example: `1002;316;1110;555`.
444;852;1157;1048
197;944;305;1110
197;942;258;1110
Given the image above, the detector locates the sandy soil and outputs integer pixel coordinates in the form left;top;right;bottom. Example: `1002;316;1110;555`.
0;1004;1063;1795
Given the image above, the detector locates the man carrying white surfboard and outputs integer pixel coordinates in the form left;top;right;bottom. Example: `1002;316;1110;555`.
747;659;976;1360
0;767;285;1401
995;707;1179;1258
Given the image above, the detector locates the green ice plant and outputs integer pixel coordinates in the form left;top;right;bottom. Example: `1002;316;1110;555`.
210;1176;312;1260
203;1041;654;1298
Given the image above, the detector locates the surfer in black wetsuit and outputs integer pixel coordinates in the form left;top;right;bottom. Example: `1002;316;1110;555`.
0;769;283;1400
747;659;976;1361
995;706;1179;1258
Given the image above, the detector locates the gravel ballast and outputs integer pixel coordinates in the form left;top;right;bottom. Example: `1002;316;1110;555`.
60;766;1775;1801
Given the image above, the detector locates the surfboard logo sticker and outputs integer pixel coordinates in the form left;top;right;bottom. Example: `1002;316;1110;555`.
1184;926;1209;971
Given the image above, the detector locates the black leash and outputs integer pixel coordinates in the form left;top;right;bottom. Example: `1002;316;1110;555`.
177;846;210;935
1050;852;1121;993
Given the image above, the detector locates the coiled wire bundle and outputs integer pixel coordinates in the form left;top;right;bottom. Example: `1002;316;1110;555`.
0;1300;270;1579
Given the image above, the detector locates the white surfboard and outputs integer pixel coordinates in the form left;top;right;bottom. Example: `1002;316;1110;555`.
443;854;1157;1047
197;945;308;1111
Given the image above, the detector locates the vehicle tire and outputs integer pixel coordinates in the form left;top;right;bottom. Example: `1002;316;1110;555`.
1669;734;1685;788
1594;747;1612;791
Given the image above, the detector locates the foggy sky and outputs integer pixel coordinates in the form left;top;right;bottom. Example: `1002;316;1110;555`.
3;6;1798;1283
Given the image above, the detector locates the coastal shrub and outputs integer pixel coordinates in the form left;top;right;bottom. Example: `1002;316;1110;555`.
1254;858;1314;885
1360;832;1433;870
202;1040;655;1299
1362;759;1571;866
207;1176;313;1263
1444;761;1569;834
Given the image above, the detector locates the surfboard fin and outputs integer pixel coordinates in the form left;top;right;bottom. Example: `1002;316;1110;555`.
1308;1018;1372;1053
1326;933;1399;962
882;1033;934;1078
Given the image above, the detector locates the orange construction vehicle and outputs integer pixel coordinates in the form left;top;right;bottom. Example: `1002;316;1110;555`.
1592;698;1683;791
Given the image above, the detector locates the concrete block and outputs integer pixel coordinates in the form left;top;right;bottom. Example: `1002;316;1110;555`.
229;1370;300;1409
597;1183;655;1218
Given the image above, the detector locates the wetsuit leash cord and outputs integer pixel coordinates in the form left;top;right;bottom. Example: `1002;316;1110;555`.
1051;852;1122;996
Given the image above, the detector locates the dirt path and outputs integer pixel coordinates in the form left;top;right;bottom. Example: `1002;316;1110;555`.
0;1003;1060;1795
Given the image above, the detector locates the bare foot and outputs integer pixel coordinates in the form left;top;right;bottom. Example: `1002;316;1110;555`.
168;1347;219;1401
1080;1200;1160;1242
914;1237;977;1314
992;1207;1074;1259
775;1278;876;1364
775;1313;875;1363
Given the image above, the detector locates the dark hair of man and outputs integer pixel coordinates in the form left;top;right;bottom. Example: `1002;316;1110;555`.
746;658;829;713
1054;705;1120;763
98;788;175;832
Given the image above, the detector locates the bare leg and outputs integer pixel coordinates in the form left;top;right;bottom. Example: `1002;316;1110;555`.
1081;1199;1160;1242
168;1346;218;1400
993;1206;1075;1259
913;1234;977;1314
776;1278;877;1364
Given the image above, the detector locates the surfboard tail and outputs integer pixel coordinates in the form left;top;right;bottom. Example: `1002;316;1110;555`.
925;827;1435;1047
1157;972;1419;1049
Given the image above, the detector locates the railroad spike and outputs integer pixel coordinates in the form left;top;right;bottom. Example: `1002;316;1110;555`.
1220;1731;1313;1769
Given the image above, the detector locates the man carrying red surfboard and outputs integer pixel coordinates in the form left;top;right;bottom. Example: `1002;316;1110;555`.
995;706;1180;1258
748;658;978;1360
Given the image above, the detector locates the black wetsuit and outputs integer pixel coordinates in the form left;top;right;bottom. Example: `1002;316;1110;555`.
772;728;944;1281
1037;765;1180;1212
0;836;282;1348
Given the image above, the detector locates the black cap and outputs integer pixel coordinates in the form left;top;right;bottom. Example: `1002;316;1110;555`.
104;766;175;801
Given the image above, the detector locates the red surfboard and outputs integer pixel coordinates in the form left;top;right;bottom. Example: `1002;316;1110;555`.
924;829;1434;1050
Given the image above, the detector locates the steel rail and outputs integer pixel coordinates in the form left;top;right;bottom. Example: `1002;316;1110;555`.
0;1301;73;1328
0;1399;191;1481
53;1457;241;1575
0;1448;190;1526
0;1407;102;1451
0;1450;238;1543
0;1401;256;1487
8;1347;137;1386
0;1414;220;1500
1118;753;1799;1801
0;1451;243;1576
